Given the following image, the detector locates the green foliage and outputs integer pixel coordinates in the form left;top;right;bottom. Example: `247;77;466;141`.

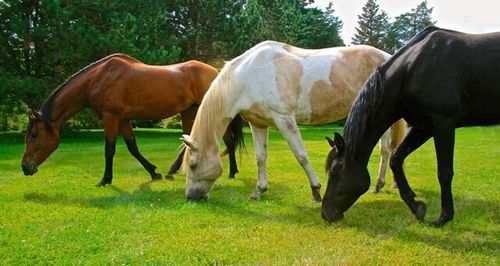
0;126;499;264
351;0;390;50
0;0;344;131
352;0;436;53
386;1;436;53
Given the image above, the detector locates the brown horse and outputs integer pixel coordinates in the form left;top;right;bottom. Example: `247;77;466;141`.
22;53;243;186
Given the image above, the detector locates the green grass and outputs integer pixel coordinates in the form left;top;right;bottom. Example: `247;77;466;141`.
0;126;499;265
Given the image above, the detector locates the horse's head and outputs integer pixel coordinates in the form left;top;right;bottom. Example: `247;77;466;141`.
21;109;60;175
181;134;223;201
321;133;370;223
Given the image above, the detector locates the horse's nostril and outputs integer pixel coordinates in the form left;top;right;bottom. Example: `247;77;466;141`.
22;164;28;174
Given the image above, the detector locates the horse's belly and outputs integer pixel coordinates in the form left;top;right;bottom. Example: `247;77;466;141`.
240;104;276;127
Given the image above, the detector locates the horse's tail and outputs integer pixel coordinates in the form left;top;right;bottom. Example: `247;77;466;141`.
227;114;246;153
390;119;407;150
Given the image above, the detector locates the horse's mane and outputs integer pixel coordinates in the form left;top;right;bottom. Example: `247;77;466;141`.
183;60;234;164
343;26;442;162
39;53;139;132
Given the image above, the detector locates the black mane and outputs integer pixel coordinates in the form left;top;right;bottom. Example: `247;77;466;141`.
343;26;445;162
39;53;138;132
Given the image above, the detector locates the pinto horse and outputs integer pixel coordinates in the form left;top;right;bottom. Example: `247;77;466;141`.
22;54;243;186
322;27;500;227
180;41;404;201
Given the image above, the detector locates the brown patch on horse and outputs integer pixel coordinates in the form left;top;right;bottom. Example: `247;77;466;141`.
240;103;274;128
283;44;322;58
309;46;387;124
273;54;303;106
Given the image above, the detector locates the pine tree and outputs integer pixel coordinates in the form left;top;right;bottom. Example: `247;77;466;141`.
351;0;390;49
387;0;436;52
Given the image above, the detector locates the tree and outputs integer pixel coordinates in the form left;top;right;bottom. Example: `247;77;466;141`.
351;0;390;50
386;0;436;53
0;0;345;130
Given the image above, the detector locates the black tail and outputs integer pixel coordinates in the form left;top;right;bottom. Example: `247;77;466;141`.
227;114;246;153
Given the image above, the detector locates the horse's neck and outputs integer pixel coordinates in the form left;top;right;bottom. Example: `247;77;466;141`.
345;97;399;168
50;81;89;131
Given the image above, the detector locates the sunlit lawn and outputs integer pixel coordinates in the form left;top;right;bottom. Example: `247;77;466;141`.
0;126;498;264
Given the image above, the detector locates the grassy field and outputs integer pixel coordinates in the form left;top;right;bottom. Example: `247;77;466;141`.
0;126;499;265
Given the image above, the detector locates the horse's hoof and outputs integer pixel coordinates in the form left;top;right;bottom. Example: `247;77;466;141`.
228;171;238;179
414;201;427;221
96;181;111;187
430;213;453;227
249;192;261;200
312;194;322;202
164;174;174;181
151;173;163;180
311;187;322;202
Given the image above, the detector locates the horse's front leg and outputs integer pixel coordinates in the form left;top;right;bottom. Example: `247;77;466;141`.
120;121;162;181
97;115;119;187
390;127;431;221
248;123;269;200
273;114;321;202
431;126;456;227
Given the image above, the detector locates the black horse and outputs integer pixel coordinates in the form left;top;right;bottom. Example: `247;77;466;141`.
322;26;500;227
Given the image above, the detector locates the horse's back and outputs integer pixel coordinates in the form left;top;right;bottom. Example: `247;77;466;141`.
230;41;388;125
89;57;216;119
394;29;500;126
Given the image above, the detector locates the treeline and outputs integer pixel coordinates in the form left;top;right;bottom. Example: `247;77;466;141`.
352;0;435;53
0;0;433;131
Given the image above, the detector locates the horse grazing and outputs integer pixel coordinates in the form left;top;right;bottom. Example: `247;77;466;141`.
180;40;403;201
22;54;243;186
322;27;500;227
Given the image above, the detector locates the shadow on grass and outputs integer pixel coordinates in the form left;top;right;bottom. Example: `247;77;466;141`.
22;177;321;223
341;188;499;257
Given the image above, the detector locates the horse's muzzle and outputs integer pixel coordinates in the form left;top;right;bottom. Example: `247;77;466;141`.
21;161;38;176
186;189;209;201
321;208;344;224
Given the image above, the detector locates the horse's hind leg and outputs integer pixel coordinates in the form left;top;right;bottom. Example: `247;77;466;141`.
223;129;239;178
248;123;269;200
431;126;455;227
120;121;162;180
166;106;197;179
373;128;391;193
390;126;431;221
273;114;321;202
97;115;119;187
166;147;185;180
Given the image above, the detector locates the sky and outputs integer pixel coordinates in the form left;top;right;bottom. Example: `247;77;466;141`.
310;0;500;44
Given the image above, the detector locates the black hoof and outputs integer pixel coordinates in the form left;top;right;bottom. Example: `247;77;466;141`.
164;174;174;181
151;173;163;180
372;184;383;194
96;180;111;187
430;214;453;227
311;187;322;202
228;170;238;179
414;201;427;221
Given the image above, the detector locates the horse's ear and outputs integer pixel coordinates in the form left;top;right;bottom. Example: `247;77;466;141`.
333;132;345;153
181;134;198;151
325;136;335;148
29;108;42;121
